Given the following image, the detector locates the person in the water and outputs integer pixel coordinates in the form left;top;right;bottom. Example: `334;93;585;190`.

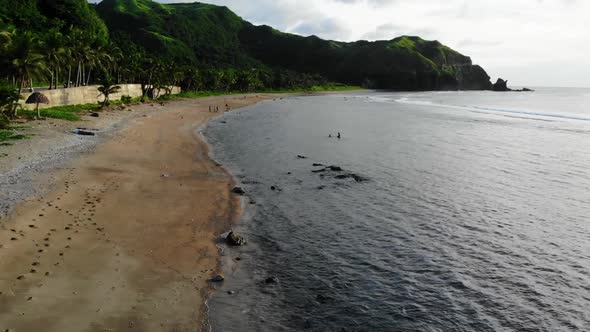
337;132;341;139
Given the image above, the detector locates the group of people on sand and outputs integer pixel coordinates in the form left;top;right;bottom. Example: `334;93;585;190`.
208;104;232;113
329;132;342;139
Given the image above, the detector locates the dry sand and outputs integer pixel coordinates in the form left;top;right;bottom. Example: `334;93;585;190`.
0;94;278;331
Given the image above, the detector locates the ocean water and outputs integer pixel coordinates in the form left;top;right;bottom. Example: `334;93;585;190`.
203;88;590;332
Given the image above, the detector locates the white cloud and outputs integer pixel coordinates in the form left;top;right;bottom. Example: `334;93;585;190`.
110;0;590;87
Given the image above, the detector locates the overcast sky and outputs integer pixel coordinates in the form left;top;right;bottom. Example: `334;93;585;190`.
127;0;590;87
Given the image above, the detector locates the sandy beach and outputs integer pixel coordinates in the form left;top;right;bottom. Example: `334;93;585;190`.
0;94;277;331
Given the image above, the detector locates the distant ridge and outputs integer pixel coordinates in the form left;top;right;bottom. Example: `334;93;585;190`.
96;0;492;90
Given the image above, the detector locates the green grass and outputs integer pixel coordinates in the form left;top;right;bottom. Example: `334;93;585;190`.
22;104;101;121
0;129;30;142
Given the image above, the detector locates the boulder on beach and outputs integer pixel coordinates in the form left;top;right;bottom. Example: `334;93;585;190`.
297;155;307;159
226;231;247;246
210;274;225;282
231;187;246;195
73;129;96;136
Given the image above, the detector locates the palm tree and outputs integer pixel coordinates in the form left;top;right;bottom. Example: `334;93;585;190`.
97;75;121;108
0;27;12;52
86;44;114;86
44;29;65;90
10;32;48;115
0;80;21;122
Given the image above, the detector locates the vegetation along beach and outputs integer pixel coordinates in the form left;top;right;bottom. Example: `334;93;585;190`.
2;0;589;331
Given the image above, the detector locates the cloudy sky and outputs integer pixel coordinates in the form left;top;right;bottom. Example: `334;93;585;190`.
138;1;590;87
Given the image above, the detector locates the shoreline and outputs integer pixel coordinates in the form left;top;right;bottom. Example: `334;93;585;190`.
0;93;289;331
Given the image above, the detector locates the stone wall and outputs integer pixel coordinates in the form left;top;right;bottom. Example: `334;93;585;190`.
21;84;181;109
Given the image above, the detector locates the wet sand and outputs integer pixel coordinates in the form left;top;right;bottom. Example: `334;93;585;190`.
0;95;275;331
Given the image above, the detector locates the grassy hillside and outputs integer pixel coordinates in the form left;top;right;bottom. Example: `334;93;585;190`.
97;0;491;90
0;0;108;43
0;0;492;93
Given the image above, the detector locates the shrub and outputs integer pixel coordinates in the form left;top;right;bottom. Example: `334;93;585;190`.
0;115;9;129
121;95;133;104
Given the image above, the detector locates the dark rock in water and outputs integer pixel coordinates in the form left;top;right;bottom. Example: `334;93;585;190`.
492;78;512;92
317;185;326;190
335;173;369;182
351;174;369;182
90;112;100;117
227;290;235;295
287;172;292;175
265;276;279;284
220;121;227;124
313;163;324;167
297;155;307;159
227;231;247;246
514;87;534;92
312;168;327;173
231;187;246;195
316;294;332;304
329;166;343;172
210;274;225;282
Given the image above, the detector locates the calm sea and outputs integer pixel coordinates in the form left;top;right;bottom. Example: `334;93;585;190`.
203;88;590;332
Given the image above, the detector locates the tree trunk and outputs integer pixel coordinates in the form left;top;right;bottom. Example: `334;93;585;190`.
15;76;25;116
86;69;92;86
49;68;54;90
76;62;81;87
67;66;72;88
55;67;59;89
36;102;40;119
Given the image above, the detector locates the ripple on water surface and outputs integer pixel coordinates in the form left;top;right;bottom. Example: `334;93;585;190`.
205;90;590;332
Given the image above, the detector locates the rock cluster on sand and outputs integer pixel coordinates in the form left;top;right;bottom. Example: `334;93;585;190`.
231;187;246;195
226;231;247;246
210;274;225;282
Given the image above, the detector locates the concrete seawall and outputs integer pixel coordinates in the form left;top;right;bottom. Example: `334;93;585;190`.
21;84;181;109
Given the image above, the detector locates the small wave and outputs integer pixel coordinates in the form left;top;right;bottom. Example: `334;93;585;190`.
395;97;590;122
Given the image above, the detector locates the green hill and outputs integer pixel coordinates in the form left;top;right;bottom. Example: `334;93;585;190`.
96;0;491;90
0;0;493;92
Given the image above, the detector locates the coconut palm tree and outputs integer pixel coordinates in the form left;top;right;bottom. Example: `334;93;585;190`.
97;75;121;108
44;29;65;90
9;32;48;115
0;80;21;122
